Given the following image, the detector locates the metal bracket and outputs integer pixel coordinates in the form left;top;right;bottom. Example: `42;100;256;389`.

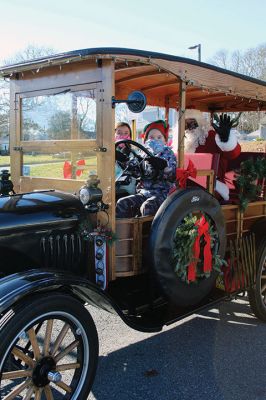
94;147;107;152
111;91;146;112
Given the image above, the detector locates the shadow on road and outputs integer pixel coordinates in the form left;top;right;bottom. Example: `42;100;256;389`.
90;299;266;400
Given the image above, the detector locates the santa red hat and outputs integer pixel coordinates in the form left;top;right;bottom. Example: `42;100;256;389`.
143;120;169;142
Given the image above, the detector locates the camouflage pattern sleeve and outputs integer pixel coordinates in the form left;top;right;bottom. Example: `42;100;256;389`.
160;146;177;182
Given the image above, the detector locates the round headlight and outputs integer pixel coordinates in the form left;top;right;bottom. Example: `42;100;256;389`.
79;187;91;205
78;186;103;205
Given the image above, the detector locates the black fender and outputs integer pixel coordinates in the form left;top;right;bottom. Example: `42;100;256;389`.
0;269;163;333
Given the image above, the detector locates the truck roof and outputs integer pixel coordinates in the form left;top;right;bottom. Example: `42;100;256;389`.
1;47;266;111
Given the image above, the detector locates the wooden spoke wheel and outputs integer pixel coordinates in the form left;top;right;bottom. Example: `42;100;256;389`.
0;294;98;399
248;238;266;321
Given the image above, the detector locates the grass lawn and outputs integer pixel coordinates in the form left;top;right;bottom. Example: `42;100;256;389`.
0;155;97;179
0;154;67;166
30;161;97;178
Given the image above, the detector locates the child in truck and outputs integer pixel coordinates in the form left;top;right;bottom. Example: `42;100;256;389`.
116;120;176;218
115;121;137;196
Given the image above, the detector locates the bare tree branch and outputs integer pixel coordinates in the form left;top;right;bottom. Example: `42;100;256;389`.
209;43;266;132
0;45;56;146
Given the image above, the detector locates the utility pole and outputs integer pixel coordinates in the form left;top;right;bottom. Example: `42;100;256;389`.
188;44;201;62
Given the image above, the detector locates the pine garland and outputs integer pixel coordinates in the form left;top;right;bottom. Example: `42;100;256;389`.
78;217;93;238
78;218;117;245
235;157;266;212
172;214;226;283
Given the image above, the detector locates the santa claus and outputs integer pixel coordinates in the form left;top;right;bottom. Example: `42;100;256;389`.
184;110;241;200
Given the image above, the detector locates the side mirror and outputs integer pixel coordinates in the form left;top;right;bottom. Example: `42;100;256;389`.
112;91;146;113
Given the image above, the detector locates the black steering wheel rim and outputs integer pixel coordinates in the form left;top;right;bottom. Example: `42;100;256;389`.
115;139;159;180
115;139;154;158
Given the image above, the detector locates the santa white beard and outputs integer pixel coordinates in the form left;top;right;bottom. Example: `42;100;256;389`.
184;127;208;153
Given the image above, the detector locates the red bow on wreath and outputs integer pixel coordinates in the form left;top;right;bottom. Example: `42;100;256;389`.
187;216;212;282
176;159;197;188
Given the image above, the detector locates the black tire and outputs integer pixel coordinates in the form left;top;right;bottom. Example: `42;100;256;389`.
248;237;266;321
0;293;99;399
150;188;226;307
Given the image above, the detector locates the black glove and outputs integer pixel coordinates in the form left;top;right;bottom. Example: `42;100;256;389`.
146;156;167;170
212;114;234;143
116;149;129;163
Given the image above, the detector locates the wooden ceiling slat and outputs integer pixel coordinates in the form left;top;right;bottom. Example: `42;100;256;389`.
186;87;204;94
190;93;227;102
115;64;151;72
116;70;166;84
141;79;178;92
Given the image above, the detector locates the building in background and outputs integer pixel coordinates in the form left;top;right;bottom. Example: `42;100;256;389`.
242;116;266;141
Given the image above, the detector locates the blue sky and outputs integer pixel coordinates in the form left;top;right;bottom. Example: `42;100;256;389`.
0;0;265;64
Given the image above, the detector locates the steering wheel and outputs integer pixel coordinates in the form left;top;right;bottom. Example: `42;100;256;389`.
115;139;160;180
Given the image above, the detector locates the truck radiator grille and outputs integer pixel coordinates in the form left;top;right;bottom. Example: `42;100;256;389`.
40;233;83;271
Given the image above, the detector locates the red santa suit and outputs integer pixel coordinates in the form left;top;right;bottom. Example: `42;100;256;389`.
196;129;241;180
184;111;241;200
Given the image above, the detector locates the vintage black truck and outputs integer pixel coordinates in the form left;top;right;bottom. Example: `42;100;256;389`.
0;48;265;399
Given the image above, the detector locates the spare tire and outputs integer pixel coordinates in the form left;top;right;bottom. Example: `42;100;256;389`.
149;188;226;306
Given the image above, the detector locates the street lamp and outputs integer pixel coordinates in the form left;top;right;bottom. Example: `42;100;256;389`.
188;44;201;62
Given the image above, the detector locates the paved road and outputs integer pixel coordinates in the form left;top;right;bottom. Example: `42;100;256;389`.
87;298;266;400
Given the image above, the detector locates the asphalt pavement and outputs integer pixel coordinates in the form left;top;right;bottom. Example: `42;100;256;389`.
87;297;266;400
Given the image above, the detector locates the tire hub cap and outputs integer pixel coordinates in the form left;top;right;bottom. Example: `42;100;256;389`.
32;356;56;387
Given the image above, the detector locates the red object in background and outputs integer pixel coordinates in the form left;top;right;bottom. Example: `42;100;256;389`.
63;160;85;179
63;161;72;179
76;159;85;177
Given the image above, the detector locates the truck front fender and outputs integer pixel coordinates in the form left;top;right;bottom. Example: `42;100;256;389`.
0;269;119;315
0;270;163;332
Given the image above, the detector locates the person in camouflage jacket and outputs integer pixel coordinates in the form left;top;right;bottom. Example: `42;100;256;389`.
116;120;176;218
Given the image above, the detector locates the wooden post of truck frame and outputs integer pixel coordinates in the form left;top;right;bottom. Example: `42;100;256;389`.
165;95;170;125
132;119;137;141
100;59;116;281
178;79;186;169
10;88;22;191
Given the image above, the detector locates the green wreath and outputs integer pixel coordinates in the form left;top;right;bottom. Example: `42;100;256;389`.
235;157;266;212
172;214;226;284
